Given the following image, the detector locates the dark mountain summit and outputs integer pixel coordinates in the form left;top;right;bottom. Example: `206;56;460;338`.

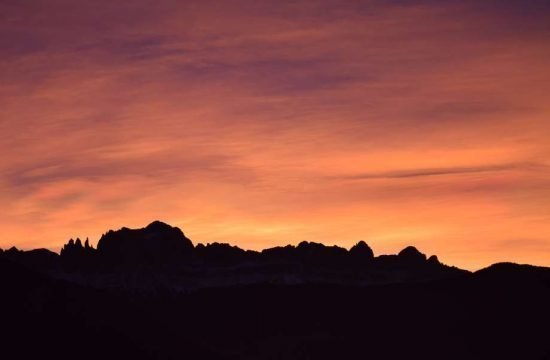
96;221;193;267
350;240;374;260
1;221;548;360
398;245;427;263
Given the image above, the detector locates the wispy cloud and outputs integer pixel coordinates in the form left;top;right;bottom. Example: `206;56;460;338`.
335;163;547;180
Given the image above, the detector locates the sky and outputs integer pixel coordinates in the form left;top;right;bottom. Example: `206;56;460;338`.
1;0;549;269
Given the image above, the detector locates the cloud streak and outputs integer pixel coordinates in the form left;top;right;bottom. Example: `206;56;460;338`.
335;162;547;180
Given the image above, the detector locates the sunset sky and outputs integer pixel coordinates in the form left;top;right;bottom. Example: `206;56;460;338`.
1;0;549;269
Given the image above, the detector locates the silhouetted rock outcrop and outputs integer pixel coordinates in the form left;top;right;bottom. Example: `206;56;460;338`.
350;241;374;263
295;241;348;265
60;237;96;270
96;221;193;267
427;255;440;265
398;246;427;264
61;237;96;257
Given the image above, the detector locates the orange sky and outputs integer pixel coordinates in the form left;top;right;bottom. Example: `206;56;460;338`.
1;0;549;269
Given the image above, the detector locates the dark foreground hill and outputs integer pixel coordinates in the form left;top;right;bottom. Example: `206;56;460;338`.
1;221;549;359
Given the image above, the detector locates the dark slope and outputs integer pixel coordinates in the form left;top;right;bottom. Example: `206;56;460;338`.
1;258;549;360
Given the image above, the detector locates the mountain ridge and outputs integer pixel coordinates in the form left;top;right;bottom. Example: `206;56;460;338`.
1;220;473;291
1;220;549;359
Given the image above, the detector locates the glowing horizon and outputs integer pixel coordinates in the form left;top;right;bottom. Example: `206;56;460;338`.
1;0;550;270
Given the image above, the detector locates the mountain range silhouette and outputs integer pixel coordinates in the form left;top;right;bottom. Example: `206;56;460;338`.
1;221;549;359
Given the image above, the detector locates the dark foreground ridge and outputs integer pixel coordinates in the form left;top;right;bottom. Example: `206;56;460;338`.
1;221;549;359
